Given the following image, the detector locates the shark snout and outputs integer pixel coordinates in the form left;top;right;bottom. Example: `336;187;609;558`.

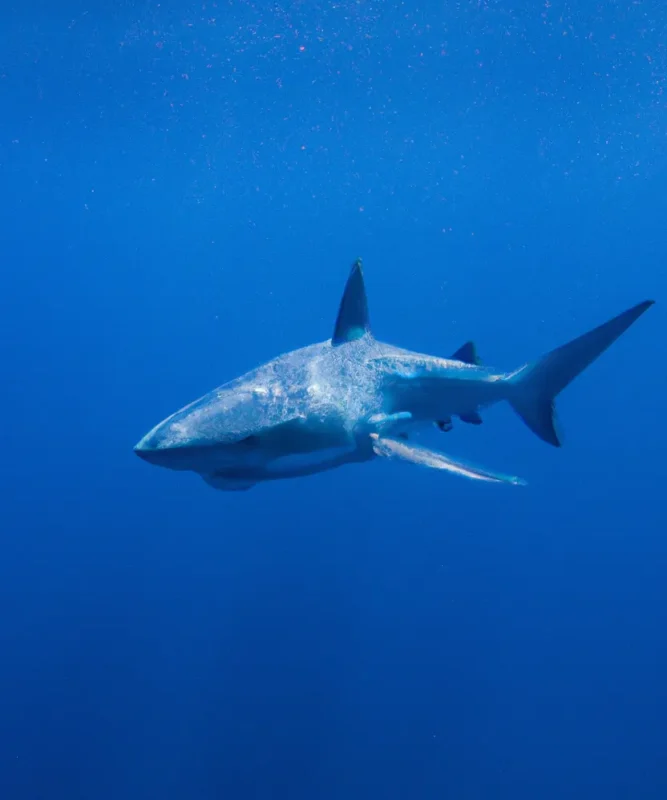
133;423;185;468
133;433;169;466
133;425;252;473
133;440;157;463
133;436;198;471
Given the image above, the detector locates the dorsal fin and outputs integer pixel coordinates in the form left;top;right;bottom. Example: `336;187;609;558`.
332;258;370;346
451;341;481;365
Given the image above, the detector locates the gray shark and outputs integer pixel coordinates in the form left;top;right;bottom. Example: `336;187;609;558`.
134;259;654;491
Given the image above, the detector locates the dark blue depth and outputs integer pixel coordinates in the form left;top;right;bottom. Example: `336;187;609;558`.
1;2;666;798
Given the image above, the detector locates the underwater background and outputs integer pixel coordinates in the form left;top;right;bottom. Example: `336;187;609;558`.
2;1;667;798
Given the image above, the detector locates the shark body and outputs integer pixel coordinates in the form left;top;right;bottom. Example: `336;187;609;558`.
135;260;653;491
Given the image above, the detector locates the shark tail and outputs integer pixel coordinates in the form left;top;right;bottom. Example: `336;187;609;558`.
506;300;654;446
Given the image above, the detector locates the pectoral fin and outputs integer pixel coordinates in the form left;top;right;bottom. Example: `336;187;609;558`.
370;434;526;486
368;411;412;432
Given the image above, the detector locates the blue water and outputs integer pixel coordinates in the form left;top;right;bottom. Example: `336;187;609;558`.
2;2;666;798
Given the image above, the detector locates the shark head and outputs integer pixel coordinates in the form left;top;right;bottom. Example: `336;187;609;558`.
134;364;364;489
134;381;274;473
133;261;375;489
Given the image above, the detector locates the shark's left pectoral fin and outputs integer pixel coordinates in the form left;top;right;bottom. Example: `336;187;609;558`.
370;434;526;486
332;258;371;345
368;411;412;433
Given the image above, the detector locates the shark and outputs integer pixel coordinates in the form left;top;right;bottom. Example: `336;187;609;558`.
134;259;654;491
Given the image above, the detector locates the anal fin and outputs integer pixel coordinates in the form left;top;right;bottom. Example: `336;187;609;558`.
370;434;526;486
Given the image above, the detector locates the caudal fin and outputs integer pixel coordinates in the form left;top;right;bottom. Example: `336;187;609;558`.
507;300;654;446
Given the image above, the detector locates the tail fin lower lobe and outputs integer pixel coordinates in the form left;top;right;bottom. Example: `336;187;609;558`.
507;300;654;446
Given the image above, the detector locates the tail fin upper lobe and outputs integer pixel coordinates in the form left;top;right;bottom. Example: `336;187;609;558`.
508;300;654;446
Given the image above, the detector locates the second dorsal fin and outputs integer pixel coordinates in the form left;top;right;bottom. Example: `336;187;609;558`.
451;341;481;365
332;259;371;346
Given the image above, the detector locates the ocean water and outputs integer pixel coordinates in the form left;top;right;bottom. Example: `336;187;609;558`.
1;2;666;798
